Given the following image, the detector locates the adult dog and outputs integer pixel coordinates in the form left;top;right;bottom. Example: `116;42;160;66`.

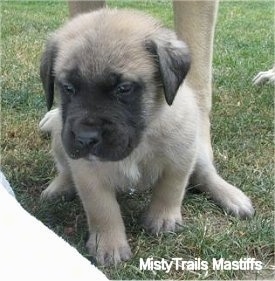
39;8;254;265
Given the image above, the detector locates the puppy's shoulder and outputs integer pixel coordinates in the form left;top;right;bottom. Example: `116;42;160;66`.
149;83;199;136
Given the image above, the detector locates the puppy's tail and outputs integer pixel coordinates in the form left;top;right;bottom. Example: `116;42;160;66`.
39;108;60;133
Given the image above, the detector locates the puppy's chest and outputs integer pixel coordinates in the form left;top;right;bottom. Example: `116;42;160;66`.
115;151;163;192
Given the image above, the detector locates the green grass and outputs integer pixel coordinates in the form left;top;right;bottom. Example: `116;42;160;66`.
1;1;274;280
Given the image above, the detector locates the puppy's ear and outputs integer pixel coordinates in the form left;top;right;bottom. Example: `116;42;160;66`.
146;37;191;105
40;39;58;110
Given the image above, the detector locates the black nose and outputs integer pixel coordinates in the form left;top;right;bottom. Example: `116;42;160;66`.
75;129;101;148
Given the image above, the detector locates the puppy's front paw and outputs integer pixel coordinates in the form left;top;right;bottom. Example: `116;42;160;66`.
87;231;132;266
142;207;183;235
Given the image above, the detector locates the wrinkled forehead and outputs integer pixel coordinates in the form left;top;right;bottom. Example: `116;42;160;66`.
54;33;155;83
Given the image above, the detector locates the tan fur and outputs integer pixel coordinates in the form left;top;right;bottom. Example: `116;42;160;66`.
173;1;218;163
40;8;254;265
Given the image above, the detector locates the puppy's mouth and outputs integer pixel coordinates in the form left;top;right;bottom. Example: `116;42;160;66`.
63;130;135;162
85;142;132;162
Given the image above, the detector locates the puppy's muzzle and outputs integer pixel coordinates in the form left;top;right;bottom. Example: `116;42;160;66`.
63;116;137;161
74;125;102;149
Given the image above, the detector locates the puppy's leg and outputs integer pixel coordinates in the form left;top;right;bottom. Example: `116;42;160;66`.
68;0;105;17
40;109;75;200
143;168;192;235
70;162;132;265
41;142;75;200
192;150;254;218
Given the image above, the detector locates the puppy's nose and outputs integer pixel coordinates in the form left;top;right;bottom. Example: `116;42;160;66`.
75;129;101;148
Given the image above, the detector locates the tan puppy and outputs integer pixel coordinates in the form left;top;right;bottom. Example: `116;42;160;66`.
68;1;219;161
40;9;254;265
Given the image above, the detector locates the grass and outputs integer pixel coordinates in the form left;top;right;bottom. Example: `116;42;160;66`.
1;1;274;280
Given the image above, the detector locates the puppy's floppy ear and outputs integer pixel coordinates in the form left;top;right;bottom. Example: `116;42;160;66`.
146;36;191;105
40;39;58;110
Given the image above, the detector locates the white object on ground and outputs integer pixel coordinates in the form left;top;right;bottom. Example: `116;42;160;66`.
253;65;275;85
0;175;108;281
0;170;15;197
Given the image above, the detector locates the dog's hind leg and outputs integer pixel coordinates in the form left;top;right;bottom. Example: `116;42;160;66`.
192;147;254;218
41;144;76;201
41;172;75;201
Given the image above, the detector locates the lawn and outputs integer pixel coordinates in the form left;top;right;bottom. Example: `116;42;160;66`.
1;1;274;280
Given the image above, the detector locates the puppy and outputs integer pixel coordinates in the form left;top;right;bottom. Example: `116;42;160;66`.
40;9;254;265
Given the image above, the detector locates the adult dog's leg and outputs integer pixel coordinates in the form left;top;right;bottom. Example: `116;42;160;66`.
68;0;105;17
173;1;254;218
173;0;218;161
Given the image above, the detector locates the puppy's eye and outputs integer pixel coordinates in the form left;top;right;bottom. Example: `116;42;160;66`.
62;83;75;95
116;82;133;95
